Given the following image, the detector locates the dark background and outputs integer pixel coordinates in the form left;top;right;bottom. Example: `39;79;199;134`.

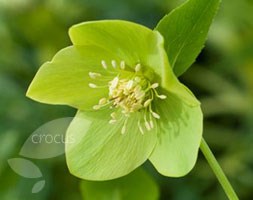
0;0;252;199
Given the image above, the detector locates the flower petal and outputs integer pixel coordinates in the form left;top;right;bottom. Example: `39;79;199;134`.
169;82;200;107
65;110;157;180
149;92;203;177
26;45;118;110
69;19;201;107
69;20;166;79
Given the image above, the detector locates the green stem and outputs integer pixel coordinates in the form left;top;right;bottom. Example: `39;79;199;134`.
200;138;239;200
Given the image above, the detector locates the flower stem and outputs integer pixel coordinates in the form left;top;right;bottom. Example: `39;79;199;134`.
200;138;239;200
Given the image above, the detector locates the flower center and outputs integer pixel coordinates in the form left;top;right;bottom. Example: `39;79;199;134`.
108;76;145;114
88;60;167;134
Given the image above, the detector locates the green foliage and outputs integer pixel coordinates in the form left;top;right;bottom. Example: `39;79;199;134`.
80;168;159;200
0;0;253;199
156;0;221;76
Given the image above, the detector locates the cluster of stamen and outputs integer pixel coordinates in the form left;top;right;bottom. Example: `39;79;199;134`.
88;60;167;134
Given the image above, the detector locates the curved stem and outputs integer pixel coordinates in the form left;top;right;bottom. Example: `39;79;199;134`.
200;138;239;200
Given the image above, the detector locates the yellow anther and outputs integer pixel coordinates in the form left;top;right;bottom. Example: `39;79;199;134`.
101;60;107;69
120;61;125;69
99;98;107;105
151;83;159;89
126;80;134;90
151;111;160;119
144;99;152;107
157;95;167;99
89;72;101;79
110;77;119;88
150;120;154;129
89;83;97;88
93;105;100;110
135;63;141;72
109;119;117;124
138;121;144;135
112;60;117;68
110;112;117;119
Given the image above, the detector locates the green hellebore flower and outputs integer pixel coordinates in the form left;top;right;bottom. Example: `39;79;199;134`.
26;20;203;180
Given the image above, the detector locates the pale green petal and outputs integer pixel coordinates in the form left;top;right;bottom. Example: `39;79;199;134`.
149;93;203;177
168;82;200;107
69;20;197;106
26;45;117;110
69;20;168;81
65;110;157;180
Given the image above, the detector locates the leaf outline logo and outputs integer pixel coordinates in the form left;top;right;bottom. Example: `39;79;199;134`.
8;117;75;193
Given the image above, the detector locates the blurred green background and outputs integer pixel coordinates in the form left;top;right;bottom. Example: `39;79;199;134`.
0;0;252;199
